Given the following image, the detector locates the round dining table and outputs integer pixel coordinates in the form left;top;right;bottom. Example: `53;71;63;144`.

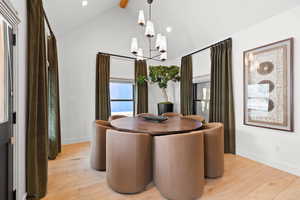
110;116;203;136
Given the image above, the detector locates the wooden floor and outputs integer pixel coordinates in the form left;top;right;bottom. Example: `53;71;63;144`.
43;142;300;200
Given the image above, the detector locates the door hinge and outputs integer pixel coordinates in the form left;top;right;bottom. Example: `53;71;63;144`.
10;136;16;145
12;34;16;46
12;112;16;124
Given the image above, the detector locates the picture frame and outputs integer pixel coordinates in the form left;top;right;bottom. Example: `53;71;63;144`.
243;38;294;132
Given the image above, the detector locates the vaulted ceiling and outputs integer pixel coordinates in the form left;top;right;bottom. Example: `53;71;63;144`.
44;0;300;59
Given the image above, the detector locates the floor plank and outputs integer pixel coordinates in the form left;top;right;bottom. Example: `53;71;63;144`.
43;142;300;200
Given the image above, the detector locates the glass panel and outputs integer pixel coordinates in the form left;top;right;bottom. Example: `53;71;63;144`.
195;101;209;121
110;82;133;100
0;21;8;124
196;82;210;100
111;101;134;116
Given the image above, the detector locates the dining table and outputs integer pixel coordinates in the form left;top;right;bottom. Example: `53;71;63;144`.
110;116;203;136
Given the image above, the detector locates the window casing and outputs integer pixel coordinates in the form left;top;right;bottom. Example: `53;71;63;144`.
193;81;210;121
110;80;135;116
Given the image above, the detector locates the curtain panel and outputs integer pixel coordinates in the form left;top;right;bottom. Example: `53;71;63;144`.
209;39;236;154
180;55;193;115
47;34;61;160
135;60;148;114
95;54;111;120
26;0;48;199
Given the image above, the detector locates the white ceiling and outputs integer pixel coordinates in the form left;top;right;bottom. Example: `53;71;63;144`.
43;0;116;35
44;0;300;59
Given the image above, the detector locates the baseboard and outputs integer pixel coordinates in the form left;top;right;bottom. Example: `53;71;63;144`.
237;150;300;177
62;137;91;145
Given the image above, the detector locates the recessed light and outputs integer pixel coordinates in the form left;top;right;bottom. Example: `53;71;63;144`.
82;0;88;7
166;26;172;33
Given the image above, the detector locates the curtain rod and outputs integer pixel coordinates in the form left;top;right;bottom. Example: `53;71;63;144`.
185;38;232;57
98;52;161;62
42;7;54;36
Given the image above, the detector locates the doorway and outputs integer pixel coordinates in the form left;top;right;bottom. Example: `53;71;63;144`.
0;18;14;200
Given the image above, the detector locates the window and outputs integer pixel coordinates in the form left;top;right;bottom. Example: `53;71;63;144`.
193;81;210;121
110;81;135;116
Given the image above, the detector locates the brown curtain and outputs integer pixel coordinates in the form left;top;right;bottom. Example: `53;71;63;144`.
95;54;111;120
135;60;148;114
209;39;236;154
180;55;193;115
26;0;48;199
47;34;61;160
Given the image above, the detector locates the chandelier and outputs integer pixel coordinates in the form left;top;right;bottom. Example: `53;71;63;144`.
130;0;167;61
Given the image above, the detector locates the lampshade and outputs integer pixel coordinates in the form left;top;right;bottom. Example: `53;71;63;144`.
155;33;162;50
145;20;155;38
160;52;167;61
130;38;138;54
138;10;145;26
137;48;144;60
159;35;167;53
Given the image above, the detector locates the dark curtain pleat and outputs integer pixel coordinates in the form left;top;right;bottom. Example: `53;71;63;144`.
26;0;48;199
95;54;111;120
209;39;236;154
180;55;193;115
47;34;61;160
135;60;148;114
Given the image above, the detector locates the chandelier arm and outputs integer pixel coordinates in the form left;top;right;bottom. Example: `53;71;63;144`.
149;54;161;59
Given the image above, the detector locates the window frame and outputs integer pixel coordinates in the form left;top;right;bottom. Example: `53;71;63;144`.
192;81;210;118
110;78;136;116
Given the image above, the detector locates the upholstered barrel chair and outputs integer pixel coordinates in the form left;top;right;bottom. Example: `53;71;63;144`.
90;120;111;171
153;131;205;200
161;112;183;117
106;130;152;194
108;115;127;121
203;122;224;178
182;114;205;123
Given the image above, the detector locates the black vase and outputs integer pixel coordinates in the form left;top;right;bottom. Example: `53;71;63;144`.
157;103;174;115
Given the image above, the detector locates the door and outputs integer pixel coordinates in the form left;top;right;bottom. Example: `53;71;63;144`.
0;19;14;200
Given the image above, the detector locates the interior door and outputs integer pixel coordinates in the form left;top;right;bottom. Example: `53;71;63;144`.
0;19;14;200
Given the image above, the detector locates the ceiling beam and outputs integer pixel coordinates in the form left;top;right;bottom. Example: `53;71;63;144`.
119;0;129;8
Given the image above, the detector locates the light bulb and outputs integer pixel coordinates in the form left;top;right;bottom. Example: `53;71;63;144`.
82;0;88;7
130;38;138;54
159;35;167;53
166;26;172;33
160;52;167;61
145;20;155;38
138;10;145;26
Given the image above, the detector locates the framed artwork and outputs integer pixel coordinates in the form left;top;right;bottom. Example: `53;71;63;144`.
243;38;293;132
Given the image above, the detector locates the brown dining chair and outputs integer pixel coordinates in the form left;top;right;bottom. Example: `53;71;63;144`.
161;112;183;117
182;114;205;123
90;120;111;171
106;130;152;194
153;130;205;200
108;115;127;121
203;122;224;178
137;113;156;117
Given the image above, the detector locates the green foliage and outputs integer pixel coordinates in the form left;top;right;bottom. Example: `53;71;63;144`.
137;65;180;89
136;75;148;85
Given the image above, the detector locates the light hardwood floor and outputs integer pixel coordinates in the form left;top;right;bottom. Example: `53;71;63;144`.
43;142;300;200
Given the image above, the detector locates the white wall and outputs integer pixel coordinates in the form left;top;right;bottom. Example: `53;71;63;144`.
168;50;211;113
9;0;27;199
172;6;300;176
232;6;300;176
192;49;211;78
58;8;168;144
